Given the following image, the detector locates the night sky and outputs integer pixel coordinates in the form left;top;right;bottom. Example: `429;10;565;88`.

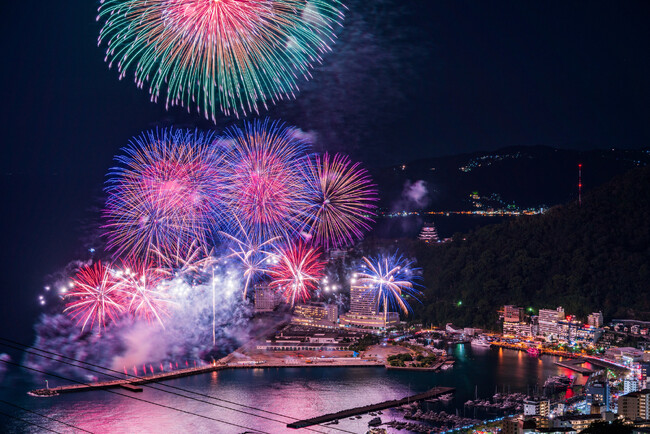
1;1;649;345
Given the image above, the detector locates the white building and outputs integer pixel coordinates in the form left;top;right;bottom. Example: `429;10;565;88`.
292;302;338;328
624;378;639;395
523;399;550;417
339;286;399;329
538;307;565;338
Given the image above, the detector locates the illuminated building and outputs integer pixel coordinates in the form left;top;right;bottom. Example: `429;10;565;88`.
555;414;603;432
339;286;399;330
619;389;650;421
641;362;650;389
538;307;565;338
418;224;439;243
504;305;524;322
349;285;377;315
586;381;610;410
503;321;533;337
524;399;550;417
626;379;640;394
588;312;603;328
292;302;338;328
254;286;281;312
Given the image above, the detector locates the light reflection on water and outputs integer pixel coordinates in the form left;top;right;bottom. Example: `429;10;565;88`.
0;345;583;433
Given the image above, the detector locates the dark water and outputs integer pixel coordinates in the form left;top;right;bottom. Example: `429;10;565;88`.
0;345;584;433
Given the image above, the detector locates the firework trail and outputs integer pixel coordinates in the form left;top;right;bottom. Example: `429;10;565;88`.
64;262;125;333
97;0;345;120
117;262;174;328
103;128;224;263
302;152;377;248
152;241;216;281
220;217;280;300
269;241;324;306
220;119;311;242
352;253;421;317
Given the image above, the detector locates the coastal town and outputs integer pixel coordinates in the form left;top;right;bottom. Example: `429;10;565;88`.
240;292;650;433
31;288;650;434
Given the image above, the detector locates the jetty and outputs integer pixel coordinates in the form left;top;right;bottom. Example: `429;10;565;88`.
28;359;385;397
286;386;455;429
555;357;628;374
29;364;229;396
554;358;594;374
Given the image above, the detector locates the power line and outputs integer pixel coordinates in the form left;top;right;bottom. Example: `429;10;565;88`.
0;409;61;434
0;398;92;433
0;358;269;434
1;342;311;432
0;337;355;434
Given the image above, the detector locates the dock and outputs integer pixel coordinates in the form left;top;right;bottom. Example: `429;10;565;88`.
29;364;229;396
28;359;385;397
286;386;455;429
554;358;594;374
555;357;628;374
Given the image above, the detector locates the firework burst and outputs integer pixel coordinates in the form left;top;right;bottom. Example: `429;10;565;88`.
220;119;311;242
152;241;216;281
97;0;345;120
352;253;421;317
268;241;324;306
64;262;125;333
103;128;224;263
220;218;280;299
117;262;174;328
302;152;377;248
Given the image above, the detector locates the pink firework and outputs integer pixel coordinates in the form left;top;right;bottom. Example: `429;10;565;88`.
221;120;311;242
117;262;174;327
302;152;378;248
103;128;224;264
64;262;125;332
268;241;325;306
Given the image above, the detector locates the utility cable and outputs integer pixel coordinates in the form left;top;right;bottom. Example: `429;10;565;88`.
0;409;61;433
0;398;92;433
0;358;269;434
0;337;355;434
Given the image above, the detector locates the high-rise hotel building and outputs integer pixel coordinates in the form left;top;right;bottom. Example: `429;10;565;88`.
339;286;399;330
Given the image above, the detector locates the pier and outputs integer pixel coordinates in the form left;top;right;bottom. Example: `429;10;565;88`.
28;359;385;397
286;386;455;429
29;364;229;396
554;358;594;374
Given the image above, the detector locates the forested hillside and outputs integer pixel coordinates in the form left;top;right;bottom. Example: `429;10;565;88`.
410;166;650;329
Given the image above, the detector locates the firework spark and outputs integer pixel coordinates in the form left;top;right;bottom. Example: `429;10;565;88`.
220;218;280;299
64;262;125;333
103;128;224;263
97;0;345;120
220;119;311;242
352;253;421;317
117;262;174;328
152;241;216;281
302;152;377;248
268;241;324;306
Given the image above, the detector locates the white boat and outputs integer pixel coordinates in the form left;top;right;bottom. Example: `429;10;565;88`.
470;338;491;348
